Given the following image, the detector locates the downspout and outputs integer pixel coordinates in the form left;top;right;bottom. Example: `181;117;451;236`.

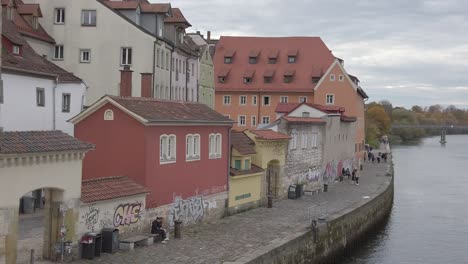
53;77;58;130
257;90;261;128
152;39;158;98
185;57;189;101
227;126;232;207
169;47;174;100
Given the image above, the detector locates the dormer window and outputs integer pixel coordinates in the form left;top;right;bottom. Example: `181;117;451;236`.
224;57;232;64
218;68;230;83
12;45;21;55
312;77;321;84
283;70;295;83
249;57;257;64
32;16;39;29
288;56;296;63
248;50;259;64
219;77;226;83
268;58;277;64
264;77;272;83
302;112;310;117
243;77;252;84
287;49;298;63
224;50;235;64
243;70;254;84
7;6;14;20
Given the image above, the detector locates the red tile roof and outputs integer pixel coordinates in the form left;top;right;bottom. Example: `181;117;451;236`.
164;8;191;27
214;37;335;92
6;4;55;43
141;3;171;13
108;96;233;124
230;164;264;177
243;69;255;78
275;102;345;114
263;69;275;77
217;68;230;77
340;115;357;122
250;130;290;140
16;4;41;16
2;15;82;83
102;0;140;10
0;131;94;154
275;103;301;113
282;116;326;124
81;176;149;203
231;131;256;155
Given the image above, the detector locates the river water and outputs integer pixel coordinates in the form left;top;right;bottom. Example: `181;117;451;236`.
342;135;468;264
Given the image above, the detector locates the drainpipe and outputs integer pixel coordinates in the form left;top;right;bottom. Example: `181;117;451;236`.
185;57;190;101
257;90;261;128
152;39;158;98
227;127;232;206
53;77;58;130
169;47;174;100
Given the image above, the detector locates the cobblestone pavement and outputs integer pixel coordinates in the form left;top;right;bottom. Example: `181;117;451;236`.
61;160;391;264
17;210;45;264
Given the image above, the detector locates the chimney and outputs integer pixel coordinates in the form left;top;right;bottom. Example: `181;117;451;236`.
207;31;211;41
120;66;133;97
196;30;200;35
140;73;153;98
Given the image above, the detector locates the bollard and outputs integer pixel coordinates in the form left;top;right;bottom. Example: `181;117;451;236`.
30;249;34;264
174;220;182;239
267;196;273;208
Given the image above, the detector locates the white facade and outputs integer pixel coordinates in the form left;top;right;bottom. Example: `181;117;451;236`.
25;0;172;104
170;50;198;101
0;72;86;135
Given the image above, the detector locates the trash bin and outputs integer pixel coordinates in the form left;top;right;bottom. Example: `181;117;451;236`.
296;184;303;198
323;184;328;192
288;185;297;199
81;234;95;260
94;234;102;257
102;228;119;254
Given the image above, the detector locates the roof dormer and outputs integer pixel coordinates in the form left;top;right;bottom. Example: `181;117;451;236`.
283;69;295;83
224;50;235;64
287;49;298;63
218;68;230;83
248;50;259;64
268;50;278;64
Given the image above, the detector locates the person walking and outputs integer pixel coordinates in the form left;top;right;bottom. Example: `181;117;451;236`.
354;169;359;185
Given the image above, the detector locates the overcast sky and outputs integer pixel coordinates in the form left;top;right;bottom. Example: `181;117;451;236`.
160;0;468;109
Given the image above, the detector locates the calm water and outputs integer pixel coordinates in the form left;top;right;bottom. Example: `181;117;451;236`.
342;135;468;264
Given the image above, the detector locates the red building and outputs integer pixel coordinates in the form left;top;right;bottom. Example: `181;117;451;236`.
71;95;233;208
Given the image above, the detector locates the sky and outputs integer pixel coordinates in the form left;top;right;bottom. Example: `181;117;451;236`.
157;0;468;109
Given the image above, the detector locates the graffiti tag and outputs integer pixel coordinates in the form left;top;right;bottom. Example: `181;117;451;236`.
168;196;205;227
83;207;100;232
113;203;144;227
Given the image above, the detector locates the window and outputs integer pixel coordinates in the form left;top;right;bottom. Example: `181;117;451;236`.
312;77;320;83
183;60;185;74
262;116;270;124
268;58;277;64
243;77;252;84
224;57;232;64
326;94;334;105
156;49;160;67
172;58;174;71
81;10;96;26
160;134;176;163
238;115;246;126
330;74;335;81
244;159;250;170
121;47;132;65
186;134;200;161
166;53;169;70
251;116;257;126
0;80;4;104
209;133;222;159
311;133;318;147
299;96;307;103
218;77;226;83
240;95;247;105
104;109;114;120
301;133;308;149
280;96;288;103
234;160;241;170
80;49;91;63
55;8;65;24
54;45;64;60
263;96;270;106
264;77;272;83
12;45;20;55
7;6;13;20
252;95;257;105
284;76;293;83
302;112;310;117
223;95;231;105
62;93;71;113
36;88;45;107
290;134;297;150
339;75;344;81
161;50;165;68
192;63;194;76
288;56;296;63
32;16;39;29
249;57;257;64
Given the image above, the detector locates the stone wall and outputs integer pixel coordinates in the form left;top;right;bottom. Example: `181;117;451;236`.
232;165;394;264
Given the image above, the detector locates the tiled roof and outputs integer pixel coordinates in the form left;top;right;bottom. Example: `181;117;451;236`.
7;3;55;43
16;4;41;16
275;103;301;113
0;131;94;154
108;96;233;124
141;3;171;13
282;116;326;124
81;176;149;203
164;7;191;26
340;115;357;122
230;164;264;177
214;37;335;92
231;131;256;155
250;130;290;140
2;15;82;83
275;102;345;114
102;0;139;10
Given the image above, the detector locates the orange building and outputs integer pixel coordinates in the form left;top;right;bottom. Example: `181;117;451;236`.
213;36;368;158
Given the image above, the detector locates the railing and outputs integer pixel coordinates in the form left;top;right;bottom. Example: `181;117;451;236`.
391;124;468;129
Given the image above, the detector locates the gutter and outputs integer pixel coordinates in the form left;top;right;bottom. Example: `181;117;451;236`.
53;77;58;130
153;39;158;97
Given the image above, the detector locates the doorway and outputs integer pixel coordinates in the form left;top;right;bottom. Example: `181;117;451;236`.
267;160;280;198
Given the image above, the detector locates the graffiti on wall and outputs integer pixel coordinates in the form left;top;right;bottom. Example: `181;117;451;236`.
306;167;322;182
80;200;145;233
168;196;218;227
323;158;355;182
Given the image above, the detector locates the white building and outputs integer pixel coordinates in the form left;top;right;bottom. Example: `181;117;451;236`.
1;2;86;135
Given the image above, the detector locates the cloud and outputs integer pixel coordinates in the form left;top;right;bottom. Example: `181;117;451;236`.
158;0;468;108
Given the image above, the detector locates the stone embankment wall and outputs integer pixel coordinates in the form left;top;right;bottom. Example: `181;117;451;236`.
239;164;394;264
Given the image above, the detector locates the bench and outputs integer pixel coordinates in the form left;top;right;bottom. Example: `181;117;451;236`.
119;235;153;250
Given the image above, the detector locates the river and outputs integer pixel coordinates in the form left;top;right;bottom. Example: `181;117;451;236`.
342;135;468;264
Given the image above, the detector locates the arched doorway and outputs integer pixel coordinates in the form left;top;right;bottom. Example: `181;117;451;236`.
266;160;280;198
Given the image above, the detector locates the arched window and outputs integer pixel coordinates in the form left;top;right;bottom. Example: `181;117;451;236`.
160;134;176;163
104;109;114;120
209;133;222;159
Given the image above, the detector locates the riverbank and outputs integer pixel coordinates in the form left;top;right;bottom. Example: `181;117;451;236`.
63;159;393;264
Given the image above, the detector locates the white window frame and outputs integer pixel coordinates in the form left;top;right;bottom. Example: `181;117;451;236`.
326;94;335;105
239;95;247;105
299;96;307;103
280;96;288;103
80;49;91;63
311;133;319;148
252;95;257;105
81;10;96;26
238;115;246;126
223;95;231;105
330;74;336;81
104;109;114;121
261;116;270;125
209;133;222;159
243;77;252;84
339;75;344;82
301;133;307;149
186;134;201;161
54;8;65;24
156;48;160;67
160;134;177;164
53;45;64;60
12;45;20;55
62;93;71;113
251;116;257;126
262;95;271;106
290;133;297;150
121;47;132;66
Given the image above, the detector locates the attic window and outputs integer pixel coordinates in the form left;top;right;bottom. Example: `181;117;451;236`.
224;57;232;64
243;77;252;84
7;6;14;20
288;56;296;63
268;58;277;64
312;77;321;83
249;57;257;64
104;109;114;121
218;76;226;83
284;76;293;83
12;45;21;55
302;112;310;117
264;77;272;83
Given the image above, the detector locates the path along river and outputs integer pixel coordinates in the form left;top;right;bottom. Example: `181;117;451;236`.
342;135;468;264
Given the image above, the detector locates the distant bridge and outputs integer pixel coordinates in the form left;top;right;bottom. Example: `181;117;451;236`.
391;124;468;129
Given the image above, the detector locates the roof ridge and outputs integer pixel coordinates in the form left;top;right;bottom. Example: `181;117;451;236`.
82;176;127;183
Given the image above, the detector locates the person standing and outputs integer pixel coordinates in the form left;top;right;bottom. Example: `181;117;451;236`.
354;169;360;185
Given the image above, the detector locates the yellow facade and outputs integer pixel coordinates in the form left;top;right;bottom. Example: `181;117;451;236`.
228;172;263;208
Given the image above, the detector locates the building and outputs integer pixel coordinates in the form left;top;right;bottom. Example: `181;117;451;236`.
71;95;234;227
1;1;86;135
24;0;173;104
228;131;264;214
187;31;215;109
213;36;368;160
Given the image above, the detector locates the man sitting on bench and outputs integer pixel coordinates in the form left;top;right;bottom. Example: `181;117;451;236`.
151;217;169;244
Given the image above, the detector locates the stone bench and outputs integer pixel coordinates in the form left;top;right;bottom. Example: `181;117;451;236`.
119;235;153;250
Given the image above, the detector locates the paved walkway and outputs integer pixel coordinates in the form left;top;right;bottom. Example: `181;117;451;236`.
68;160;391;264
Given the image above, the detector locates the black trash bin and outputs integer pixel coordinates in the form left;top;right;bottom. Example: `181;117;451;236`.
296;184;303;198
94;234;102;257
288;185;297;199
81;234;95;260
323;184;328;192
102;228;119;254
